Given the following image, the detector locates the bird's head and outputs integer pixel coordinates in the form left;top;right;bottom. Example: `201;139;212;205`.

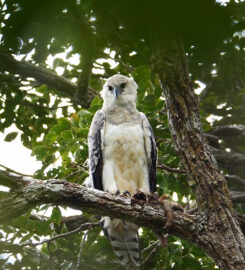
101;74;138;108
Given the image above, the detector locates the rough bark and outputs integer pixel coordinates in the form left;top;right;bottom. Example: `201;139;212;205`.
151;37;245;270
0;170;194;241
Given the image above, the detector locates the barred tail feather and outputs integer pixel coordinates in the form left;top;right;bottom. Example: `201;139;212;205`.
103;217;141;268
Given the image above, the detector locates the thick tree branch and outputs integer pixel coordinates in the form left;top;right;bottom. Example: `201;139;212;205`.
230;191;245;203
205;133;220;148
213;125;245;152
211;147;245;176
0;49;76;96
0;49;97;108
0;170;195;244
226;175;245;191
213;125;245;138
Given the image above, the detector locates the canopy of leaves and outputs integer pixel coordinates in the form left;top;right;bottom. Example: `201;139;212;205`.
0;0;245;269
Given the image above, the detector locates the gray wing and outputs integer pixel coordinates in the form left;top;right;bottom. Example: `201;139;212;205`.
140;112;157;193
88;110;105;191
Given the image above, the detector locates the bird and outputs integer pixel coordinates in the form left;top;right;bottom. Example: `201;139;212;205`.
88;74;157;268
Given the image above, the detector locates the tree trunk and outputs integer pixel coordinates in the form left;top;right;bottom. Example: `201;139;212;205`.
151;37;245;270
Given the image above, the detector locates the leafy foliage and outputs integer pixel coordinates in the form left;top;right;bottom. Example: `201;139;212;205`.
1;0;245;269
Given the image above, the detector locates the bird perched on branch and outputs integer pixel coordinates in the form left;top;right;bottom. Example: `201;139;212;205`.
88;74;157;268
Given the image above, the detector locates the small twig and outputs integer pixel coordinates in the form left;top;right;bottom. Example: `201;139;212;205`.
76;229;89;268
141;241;161;266
157;163;185;174
21;222;100;247
63;168;88;180
47;241;52;260
142;240;161;254
0;164;33;178
186;207;198;214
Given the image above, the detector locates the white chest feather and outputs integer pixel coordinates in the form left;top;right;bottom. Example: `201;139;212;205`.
102;122;149;194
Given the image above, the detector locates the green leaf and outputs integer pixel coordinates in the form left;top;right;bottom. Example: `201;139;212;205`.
50;206;62;225
90;95;102;107
4;131;18;142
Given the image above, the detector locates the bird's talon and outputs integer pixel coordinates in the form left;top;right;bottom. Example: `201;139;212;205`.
133;190;146;201
123;190;131;197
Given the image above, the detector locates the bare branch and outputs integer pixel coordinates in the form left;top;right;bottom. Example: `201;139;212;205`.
213;125;245;138
211;147;245;176
29;214;98;232
0;49;76;96
157;162;185;174
142;240;161;254
0;49;97;107
21;222;100;247
141;240;161;266
230;191;245;203
77;229;90;268
0;164;33;178
225;175;245;191
205;133;220;148
0;169;195;244
0;169;28;189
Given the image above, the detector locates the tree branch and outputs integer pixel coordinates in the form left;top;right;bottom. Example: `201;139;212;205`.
29;213;98;232
0;169;195;244
0;49;76;96
157;162;185;174
213;125;245;138
225;175;245;191
0;49;97;108
211;147;245;176
212;125;245;152
0;163;33;178
141;240;161;266
230;191;245;203
21;221;100;247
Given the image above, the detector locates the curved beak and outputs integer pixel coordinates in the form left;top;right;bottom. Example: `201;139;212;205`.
113;85;120;99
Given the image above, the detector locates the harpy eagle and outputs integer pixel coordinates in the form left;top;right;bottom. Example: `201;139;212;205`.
88;74;157;268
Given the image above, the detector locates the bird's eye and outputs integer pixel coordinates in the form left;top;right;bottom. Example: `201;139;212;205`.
108;86;113;91
120;83;126;89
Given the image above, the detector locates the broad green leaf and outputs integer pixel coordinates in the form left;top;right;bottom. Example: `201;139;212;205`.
4;132;18;142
